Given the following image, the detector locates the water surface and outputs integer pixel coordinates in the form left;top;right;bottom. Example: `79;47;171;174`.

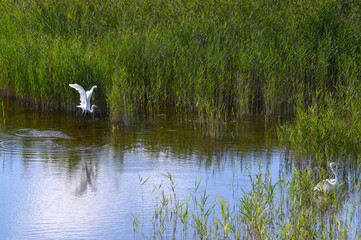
1;98;357;239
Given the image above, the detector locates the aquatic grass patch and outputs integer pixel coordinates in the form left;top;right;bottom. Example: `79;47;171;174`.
134;162;359;239
278;90;361;157
238;166;279;239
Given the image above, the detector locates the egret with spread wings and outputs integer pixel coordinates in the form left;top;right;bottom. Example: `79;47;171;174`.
69;83;97;128
69;83;97;114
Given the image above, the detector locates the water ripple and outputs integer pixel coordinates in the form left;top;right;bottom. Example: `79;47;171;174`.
15;129;73;139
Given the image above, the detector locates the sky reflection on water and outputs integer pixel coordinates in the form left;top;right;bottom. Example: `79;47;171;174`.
0;99;300;239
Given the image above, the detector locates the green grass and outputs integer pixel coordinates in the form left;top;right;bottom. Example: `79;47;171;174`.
1;1;361;150
278;89;361;157
0;0;360;129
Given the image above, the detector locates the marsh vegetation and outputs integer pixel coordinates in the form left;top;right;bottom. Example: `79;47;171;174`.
134;161;360;239
1;0;361;239
1;1;360;127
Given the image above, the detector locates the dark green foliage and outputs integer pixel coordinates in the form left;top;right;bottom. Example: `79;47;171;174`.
0;0;360;128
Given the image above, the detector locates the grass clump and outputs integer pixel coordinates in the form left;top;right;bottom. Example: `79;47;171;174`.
278;89;361;157
135;162;358;239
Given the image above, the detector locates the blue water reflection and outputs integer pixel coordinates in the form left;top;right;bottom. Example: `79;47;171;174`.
0;99;283;239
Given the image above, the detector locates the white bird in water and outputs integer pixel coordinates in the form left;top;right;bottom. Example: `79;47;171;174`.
313;162;340;193
69;83;97;114
69;83;97;128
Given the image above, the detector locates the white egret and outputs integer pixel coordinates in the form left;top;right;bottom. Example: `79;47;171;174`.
313;162;340;193
69;83;97;114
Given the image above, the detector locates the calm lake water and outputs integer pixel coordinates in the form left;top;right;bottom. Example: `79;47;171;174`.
0;98;359;239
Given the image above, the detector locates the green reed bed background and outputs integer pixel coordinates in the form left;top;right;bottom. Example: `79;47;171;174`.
1;0;360;132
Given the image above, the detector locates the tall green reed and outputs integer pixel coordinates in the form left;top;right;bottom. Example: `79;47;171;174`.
1;0;361;130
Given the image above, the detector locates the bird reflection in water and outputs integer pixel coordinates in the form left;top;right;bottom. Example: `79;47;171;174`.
75;162;97;195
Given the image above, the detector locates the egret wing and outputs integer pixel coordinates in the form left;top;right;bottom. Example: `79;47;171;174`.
314;179;330;192
313;180;324;191
86;86;96;101
69;83;87;105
